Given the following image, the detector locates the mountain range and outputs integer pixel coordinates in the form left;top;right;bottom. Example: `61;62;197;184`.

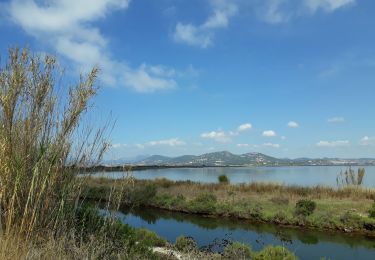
104;151;375;167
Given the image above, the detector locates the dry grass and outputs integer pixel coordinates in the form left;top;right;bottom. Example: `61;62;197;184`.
86;177;375;202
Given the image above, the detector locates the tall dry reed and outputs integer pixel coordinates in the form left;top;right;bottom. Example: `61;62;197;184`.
0;47;111;241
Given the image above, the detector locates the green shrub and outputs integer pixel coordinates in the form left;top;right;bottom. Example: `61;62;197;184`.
189;193;217;214
249;204;263;220
134;228;167;247
218;174;230;184
223;242;252;259
253;246;297;260
340;210;362;229
74;206;155;257
369;200;375;218
127;183;157;206
295;199;316;216
175;236;197;252
273;211;288;224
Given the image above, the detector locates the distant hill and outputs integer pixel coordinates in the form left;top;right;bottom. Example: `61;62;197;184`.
132;151;375;167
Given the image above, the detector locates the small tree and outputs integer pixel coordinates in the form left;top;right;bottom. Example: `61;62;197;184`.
218;174;230;184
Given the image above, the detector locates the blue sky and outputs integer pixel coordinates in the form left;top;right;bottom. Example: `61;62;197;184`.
1;0;375;159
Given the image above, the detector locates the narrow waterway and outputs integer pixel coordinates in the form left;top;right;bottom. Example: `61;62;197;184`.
113;207;375;260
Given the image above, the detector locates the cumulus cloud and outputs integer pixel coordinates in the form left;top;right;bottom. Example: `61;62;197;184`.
201;131;231;143
113;138;186;150
148;138;186;147
263;143;280;148
287;121;299;128
201;122;253;143
262;130;277;137
257;0;355;24
237;143;260;148
5;0;186;93
173;0;238;48
175;0;357;48
237;123;252;132
304;0;356;13
360;136;375;146
316;140;350;147
328;117;345;123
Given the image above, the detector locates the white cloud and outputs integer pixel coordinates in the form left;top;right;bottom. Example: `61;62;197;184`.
115;138;186;150
173;0;238;48
304;0;356;13
328;117;345;123
148;138;186;147
6;0;186;93
360;136;375;146
316;140;350;147
258;0;291;24
201;131;231;143
255;0;355;24
287;121;299;128
112;143;127;149
262;130;277;137
237;143;259;148
237;123;252;132
263;143;280;148
135;144;145;149
201;122;252;143
123;65;177;93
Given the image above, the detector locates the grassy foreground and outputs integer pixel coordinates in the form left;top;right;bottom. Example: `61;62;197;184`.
84;177;375;235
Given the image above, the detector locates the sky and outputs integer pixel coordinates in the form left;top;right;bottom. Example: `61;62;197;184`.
1;0;375;159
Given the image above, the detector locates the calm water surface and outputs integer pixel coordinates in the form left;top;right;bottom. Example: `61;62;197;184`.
93;166;375;187
113;207;375;260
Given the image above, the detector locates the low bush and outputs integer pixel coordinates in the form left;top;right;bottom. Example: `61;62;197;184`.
218;174;230;184
134;228;167;247
126;183;157;206
340;210;363;229
295;199;316;216
369;200;375;218
74;206;153;257
253;246;297;260
175;236;197;253
189;193;217;214
249;204;263;220
223;242;252;259
273;211;289;224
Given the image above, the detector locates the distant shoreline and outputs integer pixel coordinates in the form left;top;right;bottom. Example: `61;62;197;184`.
79;163;374;173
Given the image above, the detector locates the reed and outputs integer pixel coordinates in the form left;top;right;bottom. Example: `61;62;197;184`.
0;47;116;248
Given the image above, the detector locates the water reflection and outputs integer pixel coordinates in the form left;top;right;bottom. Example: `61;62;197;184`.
114;207;375;260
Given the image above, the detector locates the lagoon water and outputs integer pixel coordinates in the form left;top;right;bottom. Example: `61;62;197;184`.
114;207;375;260
93;166;375;187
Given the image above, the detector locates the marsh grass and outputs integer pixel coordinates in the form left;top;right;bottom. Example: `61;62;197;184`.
85;178;375;233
